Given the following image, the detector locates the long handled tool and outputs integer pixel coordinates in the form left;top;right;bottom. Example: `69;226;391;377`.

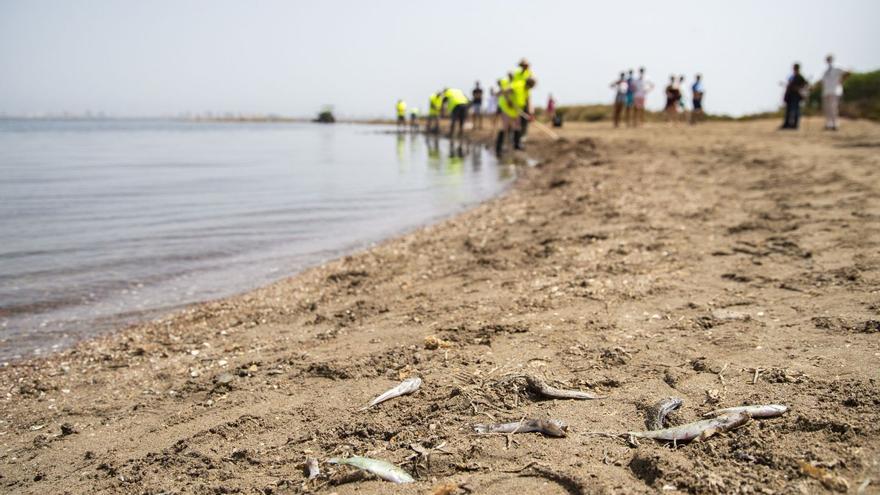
519;111;561;141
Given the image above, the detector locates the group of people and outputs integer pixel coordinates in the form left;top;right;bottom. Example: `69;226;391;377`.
395;58;538;154
781;54;849;131
610;68;704;127
397;53;852;143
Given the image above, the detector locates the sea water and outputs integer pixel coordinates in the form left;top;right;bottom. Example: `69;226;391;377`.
0;119;513;360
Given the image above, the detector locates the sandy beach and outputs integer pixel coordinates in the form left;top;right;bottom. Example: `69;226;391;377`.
2;118;879;494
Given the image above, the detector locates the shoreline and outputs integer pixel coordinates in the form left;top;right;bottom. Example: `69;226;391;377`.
0;122;510;363
2;118;878;493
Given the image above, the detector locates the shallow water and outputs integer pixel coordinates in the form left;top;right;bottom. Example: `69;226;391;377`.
0;119;513;360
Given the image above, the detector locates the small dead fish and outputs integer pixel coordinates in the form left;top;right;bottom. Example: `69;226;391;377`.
645;397;684;430
305;458;320;480
328;455;414;483
360;377;422;410
629;412;749;442
524;375;605;400
474;418;567;437
703;404;788;418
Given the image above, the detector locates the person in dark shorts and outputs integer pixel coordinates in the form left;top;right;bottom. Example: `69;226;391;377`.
781;63;808;130
664;75;680;123
610;72;628;128
624;69;635;126
471;81;484;130
691;74;704;124
441;87;470;139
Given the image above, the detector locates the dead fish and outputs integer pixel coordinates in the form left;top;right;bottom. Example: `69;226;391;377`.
305;458;320;480
328;455;414;483
360;377;422;410
703;404;788;418
629;411;749;442
645;397;684;430
474;418;567;437
524;375;605;400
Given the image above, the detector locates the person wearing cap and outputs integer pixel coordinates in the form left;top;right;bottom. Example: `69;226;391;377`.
427;91;443;134
497;76;535;153
396;99;407;132
441;88;470;139
512;59;533;136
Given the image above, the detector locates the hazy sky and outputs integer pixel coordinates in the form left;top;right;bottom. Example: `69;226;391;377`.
2;0;878;118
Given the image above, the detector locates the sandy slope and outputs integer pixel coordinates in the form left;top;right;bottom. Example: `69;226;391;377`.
1;118;878;494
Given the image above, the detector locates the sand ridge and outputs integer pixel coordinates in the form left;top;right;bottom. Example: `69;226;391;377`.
1;119;879;494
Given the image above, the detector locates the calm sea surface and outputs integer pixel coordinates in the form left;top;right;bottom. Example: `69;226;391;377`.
0;119;514;361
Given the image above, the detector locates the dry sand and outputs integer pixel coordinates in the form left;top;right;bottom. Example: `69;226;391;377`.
1;118;879;494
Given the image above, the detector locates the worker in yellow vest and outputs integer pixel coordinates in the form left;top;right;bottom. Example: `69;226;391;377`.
396;100;407;132
441;88;470;139
427;91;443;134
497;77;535;153
512;59;534;136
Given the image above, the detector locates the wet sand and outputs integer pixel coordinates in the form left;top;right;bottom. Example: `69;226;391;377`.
2;118;879;494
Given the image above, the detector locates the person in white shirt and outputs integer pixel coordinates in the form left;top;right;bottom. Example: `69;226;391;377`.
633;67;654;127
609;72;628;128
821;54;849;131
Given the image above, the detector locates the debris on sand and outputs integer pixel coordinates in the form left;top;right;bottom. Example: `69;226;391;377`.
523;375;605;400
627;412;750;443
474;418;568;437
305;457;320;480
800;461;850;492
703;404;788;418
645;397;684;430
431;482;461;495
424;335;452;350
328;456;415;483
360;376;422;410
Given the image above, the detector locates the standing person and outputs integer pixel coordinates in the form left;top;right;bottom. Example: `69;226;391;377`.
396;100;407;132
471;81;484;130
513;59;533;136
664;75;679;123
546;93;556;123
691;74;705;124
409;107;419;132
441;87;470;139
624;69;635;126
677;75;688;123
610;72;628;128
821;54;849;131
633;67;654;127
781;63;808;130
487;86;499;130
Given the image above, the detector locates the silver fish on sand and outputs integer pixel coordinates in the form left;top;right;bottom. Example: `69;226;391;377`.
474;418;568;437
524;375;605;400
305;458;320;480
328;456;415;483
645;397;684;430
629;411;750;442
361;377;422;410
703;404;788;418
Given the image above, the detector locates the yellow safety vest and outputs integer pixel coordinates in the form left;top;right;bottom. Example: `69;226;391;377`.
499;77;511;91
396;101;407;117
428;93;442;116
444;89;469;112
512;67;532;84
499;79;527;118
